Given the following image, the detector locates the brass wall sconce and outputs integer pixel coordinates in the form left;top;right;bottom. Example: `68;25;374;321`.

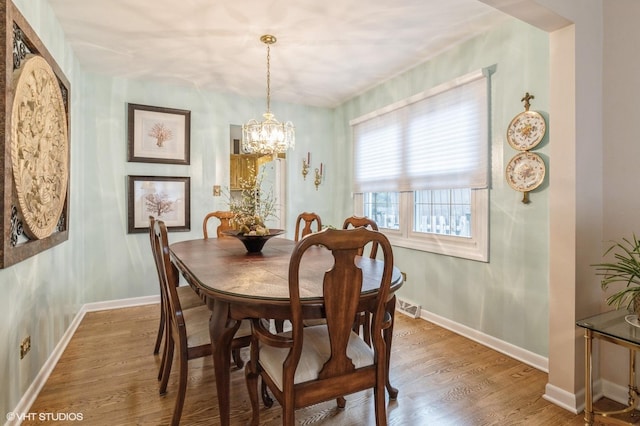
314;163;323;190
302;152;310;180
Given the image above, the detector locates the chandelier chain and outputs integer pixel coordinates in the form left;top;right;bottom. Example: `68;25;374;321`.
266;43;271;113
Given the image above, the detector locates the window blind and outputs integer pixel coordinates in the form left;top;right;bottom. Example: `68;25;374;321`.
352;69;489;193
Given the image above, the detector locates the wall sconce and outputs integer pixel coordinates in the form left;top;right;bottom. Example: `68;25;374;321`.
302;152;310;180
314;163;323;190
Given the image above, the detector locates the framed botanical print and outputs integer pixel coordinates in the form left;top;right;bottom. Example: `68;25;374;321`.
127;103;190;165
127;175;190;233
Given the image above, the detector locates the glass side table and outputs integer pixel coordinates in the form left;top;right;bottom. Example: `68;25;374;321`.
576;310;640;425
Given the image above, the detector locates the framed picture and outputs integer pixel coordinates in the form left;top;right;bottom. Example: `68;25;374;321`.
127;103;191;165
127;176;191;233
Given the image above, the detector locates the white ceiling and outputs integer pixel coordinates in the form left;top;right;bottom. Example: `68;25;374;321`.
45;0;510;108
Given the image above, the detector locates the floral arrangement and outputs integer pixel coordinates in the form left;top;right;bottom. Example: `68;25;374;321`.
227;164;277;236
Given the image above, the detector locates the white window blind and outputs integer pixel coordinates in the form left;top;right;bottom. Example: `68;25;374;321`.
352;69;489;193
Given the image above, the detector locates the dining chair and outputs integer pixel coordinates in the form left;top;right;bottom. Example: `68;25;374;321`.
343;215;379;344
202;210;235;239
294;212;322;242
245;227;394;426
149;216;205;381
152;219;252;426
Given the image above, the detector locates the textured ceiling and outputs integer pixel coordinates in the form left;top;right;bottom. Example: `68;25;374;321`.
45;0;509;108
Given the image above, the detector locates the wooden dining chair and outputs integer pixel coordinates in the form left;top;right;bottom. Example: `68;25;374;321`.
343;215;379;344
202;210;235;239
149;216;204;382
294;212;322;242
152;219;252;426
245;227;394;426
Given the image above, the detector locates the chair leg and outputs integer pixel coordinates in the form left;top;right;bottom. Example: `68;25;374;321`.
373;381;387;426
232;348;244;369
245;358;260;426
158;316;173;380
353;312;372;345
171;350;188;426
363;312;371;345
154;307;165;354
159;335;174;395
261;379;273;408
282;402;295;426
158;318;170;381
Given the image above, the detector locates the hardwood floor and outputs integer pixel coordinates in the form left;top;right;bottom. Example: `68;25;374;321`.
23;304;632;425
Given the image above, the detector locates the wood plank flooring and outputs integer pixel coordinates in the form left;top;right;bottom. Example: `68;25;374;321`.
22;304;634;425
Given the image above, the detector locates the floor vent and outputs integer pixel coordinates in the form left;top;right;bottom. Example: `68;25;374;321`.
397;298;421;319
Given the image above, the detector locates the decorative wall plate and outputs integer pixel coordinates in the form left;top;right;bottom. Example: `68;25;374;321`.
505;151;546;193
506;110;546;151
11;54;69;239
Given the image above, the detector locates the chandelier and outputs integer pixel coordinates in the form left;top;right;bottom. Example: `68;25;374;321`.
242;35;295;155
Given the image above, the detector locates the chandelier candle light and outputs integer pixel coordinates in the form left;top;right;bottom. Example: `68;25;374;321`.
314;162;323;190
302;152;310;180
242;35;295;155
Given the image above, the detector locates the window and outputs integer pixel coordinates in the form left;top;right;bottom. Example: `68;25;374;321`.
351;68;492;261
413;189;471;237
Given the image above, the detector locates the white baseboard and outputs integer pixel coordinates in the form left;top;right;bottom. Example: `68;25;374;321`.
544;382;586;414
5;295;159;426
602;378;635;407
418;307;549;372
83;295;159;312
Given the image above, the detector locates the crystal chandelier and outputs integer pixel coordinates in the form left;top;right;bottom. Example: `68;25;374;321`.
242;35;295;155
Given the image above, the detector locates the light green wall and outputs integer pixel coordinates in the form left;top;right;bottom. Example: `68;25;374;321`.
1;0;549;418
335;19;550;355
78;74;334;305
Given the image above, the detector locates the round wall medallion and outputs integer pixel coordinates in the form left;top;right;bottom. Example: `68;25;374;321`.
11;54;68;239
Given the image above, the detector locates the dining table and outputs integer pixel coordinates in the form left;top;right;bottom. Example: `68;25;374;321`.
169;235;404;426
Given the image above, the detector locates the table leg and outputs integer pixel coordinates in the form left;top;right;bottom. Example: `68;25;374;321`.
628;348;637;407
385;295;399;399
584;329;594;426
208;300;239;426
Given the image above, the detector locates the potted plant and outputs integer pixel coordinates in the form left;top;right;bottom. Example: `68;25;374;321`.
593;234;640;315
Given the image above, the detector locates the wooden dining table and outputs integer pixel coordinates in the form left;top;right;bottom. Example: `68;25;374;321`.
169;235;404;426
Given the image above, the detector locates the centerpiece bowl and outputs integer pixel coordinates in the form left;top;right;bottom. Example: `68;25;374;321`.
222;229;285;253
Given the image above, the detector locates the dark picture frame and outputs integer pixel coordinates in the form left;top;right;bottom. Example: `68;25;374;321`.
127;176;191;234
127;103;191;165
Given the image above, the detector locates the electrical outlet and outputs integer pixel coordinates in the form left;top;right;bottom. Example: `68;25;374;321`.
20;335;31;359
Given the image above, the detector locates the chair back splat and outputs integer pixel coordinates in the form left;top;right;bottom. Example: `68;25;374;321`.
342;215;379;258
294;212;322;242
342;215;381;345
203;211;235;239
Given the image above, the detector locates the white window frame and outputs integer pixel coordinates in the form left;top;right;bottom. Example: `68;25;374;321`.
354;189;488;261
